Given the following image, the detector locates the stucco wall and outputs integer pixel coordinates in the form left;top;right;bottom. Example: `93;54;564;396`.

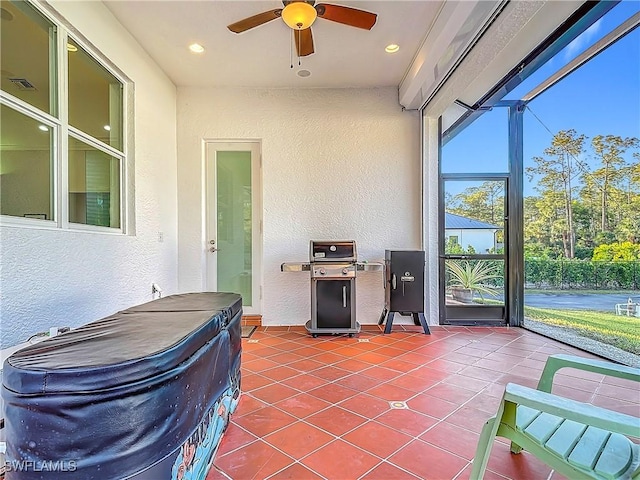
177;87;422;326
0;1;178;348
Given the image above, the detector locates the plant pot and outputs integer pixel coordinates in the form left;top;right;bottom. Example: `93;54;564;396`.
451;287;473;303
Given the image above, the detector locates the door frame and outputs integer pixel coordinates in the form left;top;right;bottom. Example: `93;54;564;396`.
437;101;525;327
439;174;509;325
203;140;263;315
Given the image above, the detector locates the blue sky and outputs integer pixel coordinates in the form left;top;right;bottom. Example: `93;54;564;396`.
442;1;640;197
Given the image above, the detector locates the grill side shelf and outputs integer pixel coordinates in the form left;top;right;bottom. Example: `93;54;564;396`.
281;262;311;272
356;262;383;272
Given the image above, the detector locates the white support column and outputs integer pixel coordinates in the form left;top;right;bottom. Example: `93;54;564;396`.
423;116;440;324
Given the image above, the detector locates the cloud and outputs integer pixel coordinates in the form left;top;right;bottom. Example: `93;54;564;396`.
563;18;603;62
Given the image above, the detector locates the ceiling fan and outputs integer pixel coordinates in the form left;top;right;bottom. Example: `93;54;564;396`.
227;1;377;57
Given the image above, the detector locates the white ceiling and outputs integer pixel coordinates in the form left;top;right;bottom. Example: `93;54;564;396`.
103;1;445;89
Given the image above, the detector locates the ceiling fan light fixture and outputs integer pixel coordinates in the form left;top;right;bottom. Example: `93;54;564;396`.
282;2;317;30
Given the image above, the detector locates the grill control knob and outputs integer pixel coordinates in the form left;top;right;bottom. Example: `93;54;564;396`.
320;268;326;275
342;268;348;275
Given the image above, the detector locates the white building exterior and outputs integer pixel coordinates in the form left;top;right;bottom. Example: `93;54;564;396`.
445;213;502;253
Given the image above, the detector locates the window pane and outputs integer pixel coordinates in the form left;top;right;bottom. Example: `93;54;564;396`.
441;108;508;174
520;7;639;358
444;180;506;254
216;151;252;306
0;104;53;220
0;0;57;115
445;259;505;306
68;39;123;151
68;136;120;228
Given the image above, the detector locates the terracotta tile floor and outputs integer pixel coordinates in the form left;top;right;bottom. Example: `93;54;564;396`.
208;325;640;480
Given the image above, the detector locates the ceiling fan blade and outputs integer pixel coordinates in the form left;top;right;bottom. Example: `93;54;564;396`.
227;9;282;33
315;4;377;30
294;27;314;57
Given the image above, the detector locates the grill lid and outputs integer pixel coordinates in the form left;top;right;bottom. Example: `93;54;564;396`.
310;240;357;262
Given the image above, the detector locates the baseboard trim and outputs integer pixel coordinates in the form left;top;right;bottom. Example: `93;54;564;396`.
242;315;262;326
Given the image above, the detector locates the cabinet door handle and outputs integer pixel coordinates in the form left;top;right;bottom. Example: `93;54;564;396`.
392;274;397;290
342;286;347;308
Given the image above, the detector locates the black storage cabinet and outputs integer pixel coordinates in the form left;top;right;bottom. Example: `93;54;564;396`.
379;250;430;334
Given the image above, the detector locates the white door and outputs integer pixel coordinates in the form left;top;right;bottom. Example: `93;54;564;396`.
205;141;262;315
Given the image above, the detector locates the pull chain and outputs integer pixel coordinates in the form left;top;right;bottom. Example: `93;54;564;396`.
290;30;293;68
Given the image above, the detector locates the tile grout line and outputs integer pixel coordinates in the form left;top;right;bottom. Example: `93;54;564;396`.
240;348;494;474
220;328;610;480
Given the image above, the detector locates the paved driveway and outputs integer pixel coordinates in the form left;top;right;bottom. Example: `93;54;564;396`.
524;292;639;312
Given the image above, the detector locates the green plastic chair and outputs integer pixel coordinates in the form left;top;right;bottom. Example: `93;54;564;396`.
471;354;640;479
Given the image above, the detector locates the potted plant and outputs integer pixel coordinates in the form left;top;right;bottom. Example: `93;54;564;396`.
447;261;501;303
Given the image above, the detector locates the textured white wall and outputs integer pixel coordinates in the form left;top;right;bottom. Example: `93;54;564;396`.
0;1;178;348
177;87;421;326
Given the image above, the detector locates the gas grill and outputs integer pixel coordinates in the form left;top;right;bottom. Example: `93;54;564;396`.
282;240;382;337
309;240;359;337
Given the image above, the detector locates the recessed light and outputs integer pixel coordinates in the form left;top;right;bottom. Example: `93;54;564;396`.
67;43;78;52
189;43;205;54
385;44;400;54
297;69;311;78
103;125;111;131
38;125;48;131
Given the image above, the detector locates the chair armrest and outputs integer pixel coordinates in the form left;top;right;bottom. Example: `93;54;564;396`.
537;354;640;393
504;383;640;438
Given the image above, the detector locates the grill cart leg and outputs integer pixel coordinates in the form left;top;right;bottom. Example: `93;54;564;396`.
412;312;430;334
383;312;395;334
378;308;387;325
383;311;430;335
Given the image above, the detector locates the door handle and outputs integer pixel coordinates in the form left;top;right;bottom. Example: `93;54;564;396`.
392;274;397;290
209;246;218;253
342;286;347;308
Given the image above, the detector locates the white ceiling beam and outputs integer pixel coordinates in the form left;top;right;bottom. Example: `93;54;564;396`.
399;1;502;110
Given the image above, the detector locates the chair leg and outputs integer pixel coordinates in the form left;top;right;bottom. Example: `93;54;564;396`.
470;416;499;479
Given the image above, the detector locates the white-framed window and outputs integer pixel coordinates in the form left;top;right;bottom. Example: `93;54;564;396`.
0;0;128;232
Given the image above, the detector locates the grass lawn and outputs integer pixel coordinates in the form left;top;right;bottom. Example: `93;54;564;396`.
524;289;639;296
524;306;640;355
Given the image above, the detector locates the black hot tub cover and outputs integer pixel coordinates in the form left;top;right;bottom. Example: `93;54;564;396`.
2;292;242;480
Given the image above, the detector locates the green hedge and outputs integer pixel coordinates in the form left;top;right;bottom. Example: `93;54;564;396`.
525;259;639;289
